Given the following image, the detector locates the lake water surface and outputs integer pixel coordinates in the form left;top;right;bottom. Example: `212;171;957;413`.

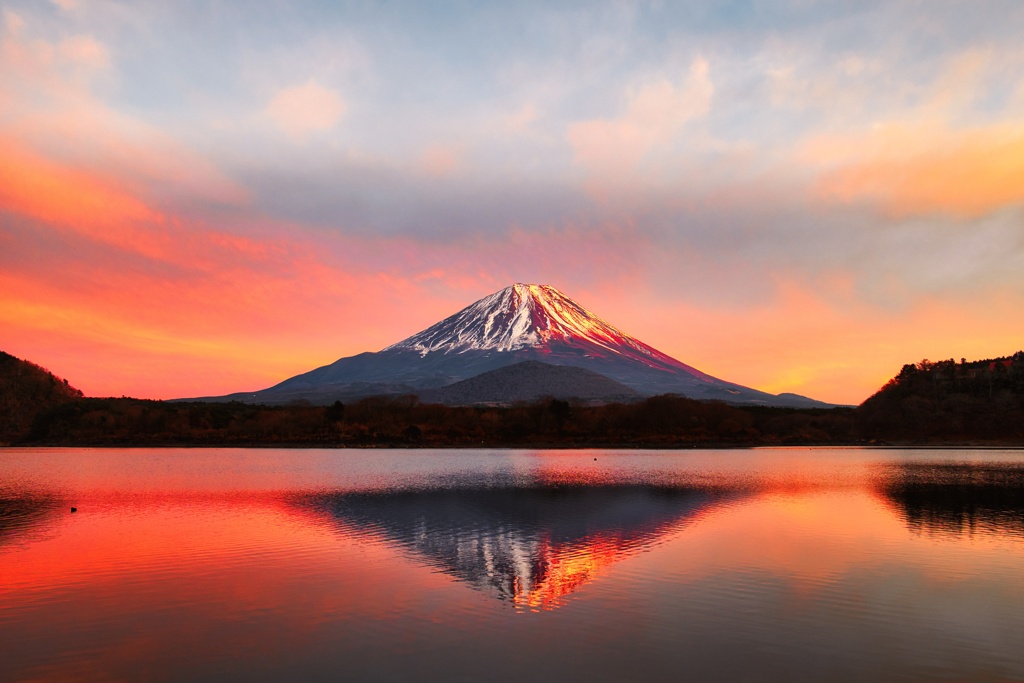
2;447;1024;682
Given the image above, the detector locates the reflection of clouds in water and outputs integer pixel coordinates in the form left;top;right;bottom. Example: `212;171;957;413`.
0;488;66;549
298;485;730;610
877;463;1024;539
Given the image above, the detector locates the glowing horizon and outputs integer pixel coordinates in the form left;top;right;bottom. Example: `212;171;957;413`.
2;1;1023;405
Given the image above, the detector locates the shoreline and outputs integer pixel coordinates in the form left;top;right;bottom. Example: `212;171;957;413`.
6;441;1024;450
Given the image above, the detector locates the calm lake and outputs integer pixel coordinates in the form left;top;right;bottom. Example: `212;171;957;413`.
2;447;1023;682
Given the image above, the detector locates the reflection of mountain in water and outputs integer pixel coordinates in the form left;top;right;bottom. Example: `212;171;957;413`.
0;488;64;549
878;463;1024;539
300;485;723;610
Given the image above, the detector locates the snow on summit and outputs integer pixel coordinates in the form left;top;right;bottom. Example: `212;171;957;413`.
385;283;707;377
387;284;623;353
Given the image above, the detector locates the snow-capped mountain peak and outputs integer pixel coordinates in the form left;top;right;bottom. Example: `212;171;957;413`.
388;284;629;353
198;282;834;408
384;283;712;380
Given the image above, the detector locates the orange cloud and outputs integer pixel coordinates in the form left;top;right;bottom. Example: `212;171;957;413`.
0;139;373;397
0;138;169;252
0;196;662;399
800;47;1024;220
813;124;1024;218
0;256;389;399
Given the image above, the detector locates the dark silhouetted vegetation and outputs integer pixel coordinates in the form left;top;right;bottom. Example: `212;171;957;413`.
21;395;858;447
1;351;83;444
6;350;1024;447
859;352;1024;443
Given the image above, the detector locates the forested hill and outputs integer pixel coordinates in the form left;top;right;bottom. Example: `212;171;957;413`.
0;351;84;444
859;352;1024;442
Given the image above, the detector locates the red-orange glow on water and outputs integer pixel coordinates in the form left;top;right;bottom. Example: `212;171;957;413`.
510;532;627;611
0;493;458;622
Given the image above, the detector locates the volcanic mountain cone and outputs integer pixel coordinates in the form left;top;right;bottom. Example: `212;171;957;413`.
198;284;829;407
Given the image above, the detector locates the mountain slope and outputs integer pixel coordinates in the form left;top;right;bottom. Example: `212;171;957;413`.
198;284;831;407
419;361;641;405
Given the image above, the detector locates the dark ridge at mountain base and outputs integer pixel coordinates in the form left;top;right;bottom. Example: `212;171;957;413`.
418;361;640;405
776;392;837;407
0;351;83;444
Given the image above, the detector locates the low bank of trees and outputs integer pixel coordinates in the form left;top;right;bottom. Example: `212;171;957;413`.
10;351;1024;448
23;394;858;447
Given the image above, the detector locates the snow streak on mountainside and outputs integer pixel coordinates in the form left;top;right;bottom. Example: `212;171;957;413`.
386;283;714;381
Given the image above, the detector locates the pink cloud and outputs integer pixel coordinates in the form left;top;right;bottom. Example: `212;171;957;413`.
57;34;108;69
267;79;346;138
1;26;248;208
3;9;25;35
418;144;462;177
504;103;538;133
567;57;713;189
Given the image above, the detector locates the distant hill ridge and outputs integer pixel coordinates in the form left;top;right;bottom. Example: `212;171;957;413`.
0;351;83;444
419;361;641;405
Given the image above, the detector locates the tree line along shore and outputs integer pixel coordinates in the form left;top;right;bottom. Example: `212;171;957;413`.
3;351;1023;447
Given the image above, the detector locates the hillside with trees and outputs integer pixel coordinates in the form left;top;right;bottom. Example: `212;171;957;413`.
0;352;84;444
859;353;1024;443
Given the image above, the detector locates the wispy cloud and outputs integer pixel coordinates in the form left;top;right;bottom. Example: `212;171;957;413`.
568;57;713;192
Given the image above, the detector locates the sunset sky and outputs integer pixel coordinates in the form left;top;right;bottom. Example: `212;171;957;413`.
2;0;1023;405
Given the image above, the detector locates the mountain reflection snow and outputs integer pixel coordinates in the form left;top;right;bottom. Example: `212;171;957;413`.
298;485;729;609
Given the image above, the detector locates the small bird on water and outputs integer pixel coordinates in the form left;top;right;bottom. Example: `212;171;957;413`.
70;507;76;513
